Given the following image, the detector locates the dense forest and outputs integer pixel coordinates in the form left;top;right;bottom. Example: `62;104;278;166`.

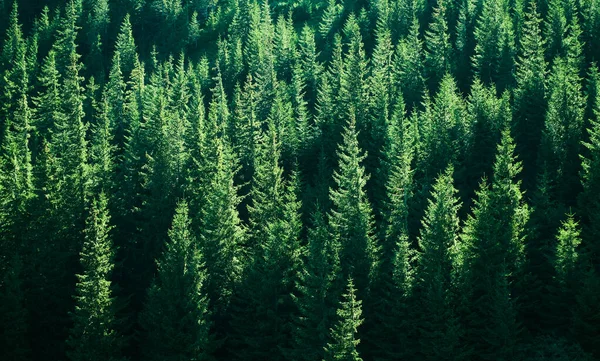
1;0;600;359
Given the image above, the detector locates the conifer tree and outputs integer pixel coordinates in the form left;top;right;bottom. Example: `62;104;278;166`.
415;166;464;360
417;74;467;190
538;56;585;206
424;0;452;93
290;209;341;361
393;15;425;113
472;0;515;91
199;136;244;315
0;23;34;255
89;91;116;195
580;87;600;264
323;277;364;361
329;116;378;298
105;52;126;151
115;14;138;76
229;124;302;361
140;201;213;361
463;79;510;199
67;194;123;361
366;18;394;217
340;15;369;137
459;129;528;360
32;50;62;156
550;214;583;331
366;98;415;361
513;2;547;190
297;25;322;110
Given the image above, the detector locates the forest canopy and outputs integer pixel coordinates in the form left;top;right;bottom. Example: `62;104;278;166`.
1;0;600;360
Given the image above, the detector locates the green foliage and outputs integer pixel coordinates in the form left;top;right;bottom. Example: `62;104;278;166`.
415;166;464;360
140;201;214;361
67;194;123;361
1;0;600;359
323;277;364;361
328;117;378;297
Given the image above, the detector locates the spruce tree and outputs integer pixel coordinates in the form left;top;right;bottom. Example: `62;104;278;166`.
394;15;425;112
580;86;600;264
415;166;464;360
0;24;34;257
199;136;245;315
472;0;515;91
140;201;213;361
538;56;585;206
366;99;415;361
290;209;341;361
459;129;528;360
550;214;583;333
424;0;453;93
328;116;378;298
67;194;123;361
323;277;364;361
513;1;547;190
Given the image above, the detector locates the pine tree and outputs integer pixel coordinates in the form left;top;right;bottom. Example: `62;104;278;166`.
297;25;322;111
367;15;395;217
459;129;528;360
140;201;213;361
513;1;547;190
340;15;369;139
538;56;585;206
472;0;515;91
550;214;583;333
328;116;378;298
114;14;138;76
199;136;244;315
88;91;116;195
366;99;415;361
463;79;510;200
323;277;364;361
31;49;62;156
417;74;467;190
105;52;126;151
67;194;123;361
290;209;341;361
580;86;600;264
394;15;425;112
424;0;452;93
0;22;34;257
415;166;464;360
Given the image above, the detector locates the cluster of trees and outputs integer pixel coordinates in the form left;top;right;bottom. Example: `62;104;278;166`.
1;0;600;360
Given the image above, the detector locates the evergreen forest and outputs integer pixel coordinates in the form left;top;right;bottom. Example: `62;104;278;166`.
3;0;600;359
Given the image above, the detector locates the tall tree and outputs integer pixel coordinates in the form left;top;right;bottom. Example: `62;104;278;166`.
366;98;415;361
424;0;453;93
328;116;378;298
198;136;245;316
538;56;585;207
67;194;123;361
414;166;464;361
472;0;515;91
290;209;341;361
140;201;213;361
459;129;528;360
394;15;425;112
513;2;547;190
323;277;364;361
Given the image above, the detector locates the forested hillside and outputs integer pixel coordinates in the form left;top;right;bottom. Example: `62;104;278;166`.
1;0;600;359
